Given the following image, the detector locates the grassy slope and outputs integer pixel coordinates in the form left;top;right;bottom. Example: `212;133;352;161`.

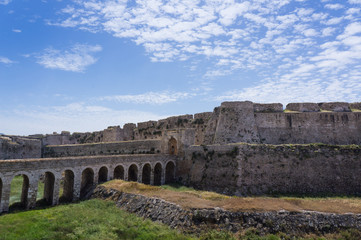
3;179;361;240
104;180;361;214
0;199;194;240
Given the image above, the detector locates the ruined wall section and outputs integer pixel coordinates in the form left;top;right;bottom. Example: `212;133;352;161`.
237;144;361;196
178;144;240;195
206;102;261;145
202;101;361;145
41;125;136;146
180;143;361;196
43;140;162;158
0;136;41;160
255;112;361;144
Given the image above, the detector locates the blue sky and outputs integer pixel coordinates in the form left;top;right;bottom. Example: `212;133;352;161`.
1;0;361;135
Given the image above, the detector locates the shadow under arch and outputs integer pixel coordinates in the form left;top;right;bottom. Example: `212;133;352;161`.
128;164;138;182
98;166;108;183
142;163;151;185
165;161;176;184
9;174;30;211
80;168;94;200
59;169;74;203
113;165;124;180
154;163;162;186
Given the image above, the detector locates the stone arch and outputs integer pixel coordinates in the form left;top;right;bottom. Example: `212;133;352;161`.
80;168;94;199
128;164;138;182
165;161;176;184
98;166;108;183
10;174;30;209
154;163;162;186
60;169;74;203
113;165;125;180
142;163;151;185
42;171;55;205
168;137;178;155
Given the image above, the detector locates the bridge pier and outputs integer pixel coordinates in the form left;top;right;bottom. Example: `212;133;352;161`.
27;179;38;210
161;166;166;185
0;181;10;213
150;169;154;185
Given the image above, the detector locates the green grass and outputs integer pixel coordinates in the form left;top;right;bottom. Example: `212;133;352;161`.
0;199;195;240
160;183;196;192
9;176;45;205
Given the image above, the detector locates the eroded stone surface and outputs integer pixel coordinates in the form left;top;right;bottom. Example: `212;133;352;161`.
286;103;320;112
93;186;361;236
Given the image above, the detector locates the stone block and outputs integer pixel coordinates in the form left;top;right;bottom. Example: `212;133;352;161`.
350;102;361;110
286;103;320;112
318;102;351;112
254;103;283;112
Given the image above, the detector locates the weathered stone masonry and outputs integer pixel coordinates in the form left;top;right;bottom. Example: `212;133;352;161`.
1;100;361;213
0;154;176;213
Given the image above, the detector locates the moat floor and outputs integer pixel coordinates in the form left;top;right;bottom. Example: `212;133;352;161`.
104;180;361;214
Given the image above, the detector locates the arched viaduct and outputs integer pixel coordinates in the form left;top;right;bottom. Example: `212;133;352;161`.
0;154;177;213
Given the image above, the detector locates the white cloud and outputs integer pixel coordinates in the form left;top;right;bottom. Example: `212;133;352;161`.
0;0;11;5
325;4;344;10
0;56;14;64
12;29;21;33
337;22;361;39
322;27;336;36
36;44;102;72
48;0;361;104
99;91;194;105
349;0;361;4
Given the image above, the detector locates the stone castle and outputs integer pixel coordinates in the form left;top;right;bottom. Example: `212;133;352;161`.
1;101;361;213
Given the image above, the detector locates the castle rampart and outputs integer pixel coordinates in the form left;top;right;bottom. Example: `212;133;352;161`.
1;100;361;213
180;143;361;196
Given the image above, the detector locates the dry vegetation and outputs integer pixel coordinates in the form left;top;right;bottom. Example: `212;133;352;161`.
103;180;361;214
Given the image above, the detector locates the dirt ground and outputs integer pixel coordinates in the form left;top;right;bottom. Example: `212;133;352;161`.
103;180;361;214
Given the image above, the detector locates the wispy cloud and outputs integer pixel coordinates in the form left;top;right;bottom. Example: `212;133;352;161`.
36;43;102;72
12;29;21;33
0;0;12;5
1;102;167;135
0;56;15;64
99;91;194;105
49;1;361;103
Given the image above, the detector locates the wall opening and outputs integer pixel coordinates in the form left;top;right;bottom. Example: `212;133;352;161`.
59;170;74;203
9;174;29;210
43;172;55;206
80;168;94;200
128;164;138;182
168;137;178;155
154;163;162;186
142;164;151;185
98;166;108;183
113;165;124;180
165;161;176;184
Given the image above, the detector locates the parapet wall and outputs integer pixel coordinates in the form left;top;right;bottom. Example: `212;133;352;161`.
43;140;162;158
0;136;41;160
180;143;361;196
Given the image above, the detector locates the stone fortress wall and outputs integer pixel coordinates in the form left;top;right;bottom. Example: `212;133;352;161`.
3;100;360;161
1;101;361;213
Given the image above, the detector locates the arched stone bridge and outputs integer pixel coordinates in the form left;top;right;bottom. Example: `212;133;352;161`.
0;154;177;213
